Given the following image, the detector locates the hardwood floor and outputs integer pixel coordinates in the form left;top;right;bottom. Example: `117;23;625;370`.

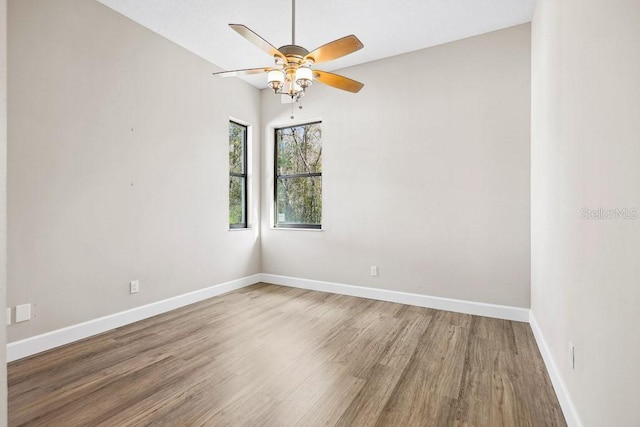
8;283;566;426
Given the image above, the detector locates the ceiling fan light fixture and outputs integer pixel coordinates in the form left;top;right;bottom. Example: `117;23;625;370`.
213;0;364;111
284;79;303;96
268;70;285;92
295;66;313;88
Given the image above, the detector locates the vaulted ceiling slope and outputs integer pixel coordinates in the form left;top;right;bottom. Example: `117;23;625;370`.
97;0;535;88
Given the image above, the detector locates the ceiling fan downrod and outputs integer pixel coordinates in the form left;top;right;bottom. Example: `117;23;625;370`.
291;0;296;45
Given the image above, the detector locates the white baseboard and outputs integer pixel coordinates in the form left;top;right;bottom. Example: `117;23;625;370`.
6;273;527;362
260;274;530;322
529;311;583;427
6;274;261;362
7;272;574;426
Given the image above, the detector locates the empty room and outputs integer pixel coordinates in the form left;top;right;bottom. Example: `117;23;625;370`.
0;0;638;425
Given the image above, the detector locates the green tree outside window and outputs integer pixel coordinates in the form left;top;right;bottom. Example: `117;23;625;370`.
229;121;247;228
275;122;322;228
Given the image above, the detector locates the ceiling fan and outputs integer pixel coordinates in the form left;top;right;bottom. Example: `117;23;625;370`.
212;0;365;103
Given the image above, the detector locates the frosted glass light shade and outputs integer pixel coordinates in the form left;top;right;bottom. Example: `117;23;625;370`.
285;79;303;94
267;70;285;90
295;67;313;88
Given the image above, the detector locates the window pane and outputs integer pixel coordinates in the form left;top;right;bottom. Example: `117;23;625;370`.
229;122;246;174
275;123;322;176
276;176;322;226
229;175;246;226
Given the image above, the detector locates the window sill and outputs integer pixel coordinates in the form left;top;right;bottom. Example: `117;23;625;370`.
270;227;323;232
229;227;252;231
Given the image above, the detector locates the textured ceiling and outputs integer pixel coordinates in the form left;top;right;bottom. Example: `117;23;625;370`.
96;0;535;88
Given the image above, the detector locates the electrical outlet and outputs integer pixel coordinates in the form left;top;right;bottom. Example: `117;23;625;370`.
6;308;11;326
569;342;575;369
130;280;140;294
370;266;378;277
15;304;31;323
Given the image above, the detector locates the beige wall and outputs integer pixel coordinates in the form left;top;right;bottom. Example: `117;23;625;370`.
531;0;640;425
7;0;261;341
261;24;531;308
1;0;6;422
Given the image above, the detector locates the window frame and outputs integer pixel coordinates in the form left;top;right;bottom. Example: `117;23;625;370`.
229;120;248;229
274;121;322;229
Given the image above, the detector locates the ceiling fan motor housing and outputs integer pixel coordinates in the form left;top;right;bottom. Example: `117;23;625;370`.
278;45;311;62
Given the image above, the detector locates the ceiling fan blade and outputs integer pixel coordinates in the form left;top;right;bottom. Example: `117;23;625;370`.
229;24;284;59
212;67;273;77
305;35;363;64
314;70;364;93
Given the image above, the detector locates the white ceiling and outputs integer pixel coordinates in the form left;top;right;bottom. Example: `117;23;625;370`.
96;0;535;88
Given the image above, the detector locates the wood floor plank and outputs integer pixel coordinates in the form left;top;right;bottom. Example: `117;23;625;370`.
379;314;432;370
376;311;471;426
333;314;435;426
335;363;406;427
8;283;566;427
295;368;366;426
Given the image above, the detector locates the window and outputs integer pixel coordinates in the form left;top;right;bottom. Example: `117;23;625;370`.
275;122;322;228
229;121;247;228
